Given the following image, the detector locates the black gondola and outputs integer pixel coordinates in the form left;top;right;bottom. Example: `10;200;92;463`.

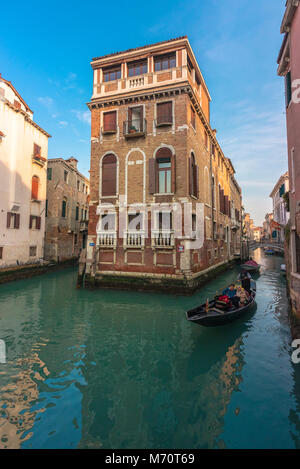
186;280;256;327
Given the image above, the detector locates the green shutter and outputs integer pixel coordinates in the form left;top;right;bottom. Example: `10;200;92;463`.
47;168;52;180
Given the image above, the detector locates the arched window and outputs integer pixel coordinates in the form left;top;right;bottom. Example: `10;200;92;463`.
62;198;67;218
189;153;198;198
101;154;117;197
31;175;39;200
149;147;175;195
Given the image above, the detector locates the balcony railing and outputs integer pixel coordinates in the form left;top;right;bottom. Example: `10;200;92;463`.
152;230;174;248
129;77;144;88
124;231;145;248
123;118;146;137
97;231;117;247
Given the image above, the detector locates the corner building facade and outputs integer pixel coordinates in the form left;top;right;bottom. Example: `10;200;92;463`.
85;37;242;292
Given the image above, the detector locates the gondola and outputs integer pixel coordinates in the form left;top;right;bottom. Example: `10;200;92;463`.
186;280;256;327
240;262;261;273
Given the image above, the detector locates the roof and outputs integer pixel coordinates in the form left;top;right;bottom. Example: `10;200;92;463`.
0;74;33;113
92;36;187;62
269;171;289;198
48;158;89;183
280;0;299;34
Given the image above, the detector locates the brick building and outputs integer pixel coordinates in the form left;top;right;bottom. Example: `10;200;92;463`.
44;157;89;262
277;0;300;322
84;36;242;292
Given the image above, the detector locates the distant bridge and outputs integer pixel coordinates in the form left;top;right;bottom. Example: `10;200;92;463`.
249;241;285;254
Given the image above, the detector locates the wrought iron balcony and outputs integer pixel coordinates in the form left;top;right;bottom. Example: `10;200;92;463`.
123;118;146;138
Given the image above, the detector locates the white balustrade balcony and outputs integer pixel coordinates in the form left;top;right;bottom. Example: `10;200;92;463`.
97;231;117;247
152;230;174;248
124;231;145;248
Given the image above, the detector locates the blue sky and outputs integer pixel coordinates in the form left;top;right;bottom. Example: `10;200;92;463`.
1;0;287;225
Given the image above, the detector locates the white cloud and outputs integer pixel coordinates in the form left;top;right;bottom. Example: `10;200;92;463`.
38;96;54;109
72;110;91;125
59;121;68;127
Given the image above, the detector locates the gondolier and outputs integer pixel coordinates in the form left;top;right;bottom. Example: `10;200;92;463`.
238;269;252;294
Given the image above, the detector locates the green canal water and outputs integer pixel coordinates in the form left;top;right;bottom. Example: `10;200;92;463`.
0;249;300;449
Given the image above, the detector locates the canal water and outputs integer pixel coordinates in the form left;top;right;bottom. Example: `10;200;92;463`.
0;248;299;449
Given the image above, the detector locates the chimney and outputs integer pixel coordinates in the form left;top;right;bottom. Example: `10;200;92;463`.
66;157;78;169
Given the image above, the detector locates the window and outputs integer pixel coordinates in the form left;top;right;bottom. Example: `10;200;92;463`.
101;213;115;231
187;55;193;74
47;167;52;180
29;215;41;230
286;71;292;107
74;234;78;245
84;209;87;220
157;212;173;230
76;204;79;221
62;199;67;218
77;180;80;190
33;143;41;157
101;154;117;196
128;60;147;77
158;158;171;193
45;199;48;217
211;176;215;208
191;107;195;129
81;208;84;220
82;183;85;193
156;101;172;126
64;170;68;183
103;66;121;82
29;246;37;257
103;111;117;133
154;53;176;71
128;212;143;231
0;247;3;259
204;131;208;150
7;212;20;229
127;106;143;133
189;153;198;198
213;221;217;240
149;148;175;194
31;176;39;200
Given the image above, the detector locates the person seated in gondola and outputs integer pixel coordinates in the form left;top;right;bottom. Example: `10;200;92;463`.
222;284;240;309
238;269;252;294
215;294;232;311
236;285;249;306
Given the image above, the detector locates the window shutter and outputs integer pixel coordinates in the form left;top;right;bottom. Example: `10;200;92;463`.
31;176;39;200
36;217;41;230
128;107;132;127
103;111;116;132
7;212;11;228
33;143;41;157
29;215;33;229
139;105;143;131
189;157;193;196
15;214;20;229
102;154;117;196
157;102;172;125
195;165;199;199
228;200;231;218
171;154;176;193
148;158;156;194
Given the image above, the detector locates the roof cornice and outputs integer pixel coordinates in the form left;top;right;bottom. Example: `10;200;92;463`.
280;0;299;33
